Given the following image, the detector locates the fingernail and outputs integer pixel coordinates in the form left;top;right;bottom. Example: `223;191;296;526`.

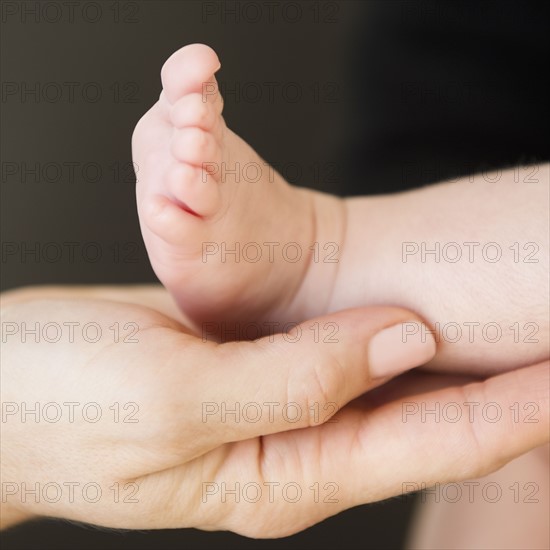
368;321;436;378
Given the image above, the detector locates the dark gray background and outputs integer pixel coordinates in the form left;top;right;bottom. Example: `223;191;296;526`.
2;1;548;548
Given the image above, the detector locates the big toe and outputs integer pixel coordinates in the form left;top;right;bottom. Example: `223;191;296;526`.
161;43;221;105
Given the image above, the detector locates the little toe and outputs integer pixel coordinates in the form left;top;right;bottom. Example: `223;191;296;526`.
142;193;202;246
166;162;221;218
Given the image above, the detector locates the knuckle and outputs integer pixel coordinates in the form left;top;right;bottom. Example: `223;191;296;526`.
456;384;496;477
288;349;343;426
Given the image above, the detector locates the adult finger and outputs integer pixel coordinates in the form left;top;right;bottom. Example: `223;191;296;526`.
310;360;549;511
176;307;436;449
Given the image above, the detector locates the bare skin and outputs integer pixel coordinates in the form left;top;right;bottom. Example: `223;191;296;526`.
407;445;550;550
1;285;548;537
133;44;549;374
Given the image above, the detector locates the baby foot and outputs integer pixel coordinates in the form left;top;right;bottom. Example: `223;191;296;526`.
133;44;343;335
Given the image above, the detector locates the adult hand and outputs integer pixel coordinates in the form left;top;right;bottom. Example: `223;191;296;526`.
0;287;547;538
